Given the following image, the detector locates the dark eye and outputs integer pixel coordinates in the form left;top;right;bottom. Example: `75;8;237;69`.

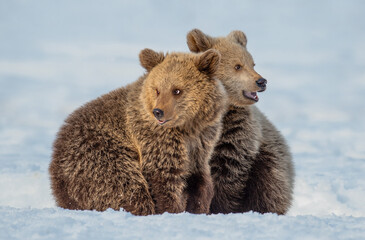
156;89;160;96
173;89;181;95
234;64;242;70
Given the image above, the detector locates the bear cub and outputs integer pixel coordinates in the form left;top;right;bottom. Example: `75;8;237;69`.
187;29;294;215
49;48;227;215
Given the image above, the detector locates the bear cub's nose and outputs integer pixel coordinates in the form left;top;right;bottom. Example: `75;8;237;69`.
153;108;164;120
256;78;267;91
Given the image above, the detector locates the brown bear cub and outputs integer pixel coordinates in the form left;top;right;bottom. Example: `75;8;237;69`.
187;29;294;215
49;49;227;216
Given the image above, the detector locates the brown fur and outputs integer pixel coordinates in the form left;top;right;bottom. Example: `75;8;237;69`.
187;29;294;215
49;49;227;215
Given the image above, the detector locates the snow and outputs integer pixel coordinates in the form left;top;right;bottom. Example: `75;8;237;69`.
1;0;365;239
1;208;365;240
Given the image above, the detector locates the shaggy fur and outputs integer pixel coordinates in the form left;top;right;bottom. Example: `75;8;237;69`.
49;49;227;216
187;29;294;215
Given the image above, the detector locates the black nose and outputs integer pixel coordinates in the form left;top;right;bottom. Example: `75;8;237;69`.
256;78;267;91
153;108;164;120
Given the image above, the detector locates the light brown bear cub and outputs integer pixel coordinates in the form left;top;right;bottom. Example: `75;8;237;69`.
49;49;227;216
187;29;294;215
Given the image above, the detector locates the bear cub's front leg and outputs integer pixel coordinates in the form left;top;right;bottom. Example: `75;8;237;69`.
140;138;189;214
184;126;221;214
185;171;214;214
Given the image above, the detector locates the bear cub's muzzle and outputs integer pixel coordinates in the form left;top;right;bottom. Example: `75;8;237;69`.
256;78;267;92
153;108;164;120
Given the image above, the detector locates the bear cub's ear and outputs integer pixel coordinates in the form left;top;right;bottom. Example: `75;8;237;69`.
227;30;247;47
195;49;221;76
139;48;165;72
187;29;214;53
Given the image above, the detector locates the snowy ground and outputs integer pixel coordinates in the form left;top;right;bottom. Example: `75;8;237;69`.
1;1;365;239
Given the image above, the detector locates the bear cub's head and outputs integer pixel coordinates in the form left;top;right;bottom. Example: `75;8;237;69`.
187;29;267;107
139;48;226;128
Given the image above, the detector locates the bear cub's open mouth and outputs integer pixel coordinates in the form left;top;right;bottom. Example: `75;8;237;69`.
243;91;259;102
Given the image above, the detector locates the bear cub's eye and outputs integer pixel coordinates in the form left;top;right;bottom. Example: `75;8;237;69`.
173;89;181;95
234;64;242;70
156;89;160;96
